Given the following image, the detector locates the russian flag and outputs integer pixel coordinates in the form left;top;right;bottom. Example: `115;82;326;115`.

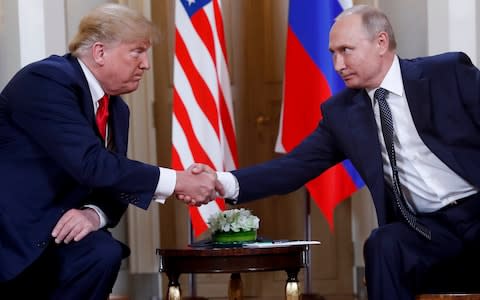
275;0;364;230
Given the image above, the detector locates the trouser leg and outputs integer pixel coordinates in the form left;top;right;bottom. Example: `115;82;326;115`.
0;230;129;300
50;230;128;300
363;220;462;300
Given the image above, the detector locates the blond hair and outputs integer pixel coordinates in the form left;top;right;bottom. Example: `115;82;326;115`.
337;5;397;50
69;3;158;57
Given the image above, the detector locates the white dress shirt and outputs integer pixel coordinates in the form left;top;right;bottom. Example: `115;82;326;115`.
368;56;477;213
218;56;478;212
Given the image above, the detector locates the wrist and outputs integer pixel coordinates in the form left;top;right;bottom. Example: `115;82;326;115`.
82;205;106;228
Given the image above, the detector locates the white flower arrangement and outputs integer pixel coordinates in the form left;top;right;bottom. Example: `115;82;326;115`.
207;208;260;233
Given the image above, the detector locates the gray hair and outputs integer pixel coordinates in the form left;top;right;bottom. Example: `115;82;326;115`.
337;5;397;50
69;3;158;57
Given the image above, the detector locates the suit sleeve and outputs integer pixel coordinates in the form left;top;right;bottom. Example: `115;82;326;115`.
232;114;344;202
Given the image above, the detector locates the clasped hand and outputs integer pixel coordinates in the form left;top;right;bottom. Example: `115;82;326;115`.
175;163;224;206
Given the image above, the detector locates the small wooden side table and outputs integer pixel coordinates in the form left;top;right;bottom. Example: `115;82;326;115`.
156;245;309;300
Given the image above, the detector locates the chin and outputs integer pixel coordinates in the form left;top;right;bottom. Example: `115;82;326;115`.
344;81;363;89
123;83;140;94
344;82;356;89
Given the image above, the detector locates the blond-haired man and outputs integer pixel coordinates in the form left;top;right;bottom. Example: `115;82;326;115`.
0;4;217;299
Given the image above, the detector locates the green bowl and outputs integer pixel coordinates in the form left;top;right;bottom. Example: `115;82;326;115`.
212;230;257;244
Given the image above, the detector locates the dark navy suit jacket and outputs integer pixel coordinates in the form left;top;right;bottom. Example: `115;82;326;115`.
233;52;480;227
0;54;160;281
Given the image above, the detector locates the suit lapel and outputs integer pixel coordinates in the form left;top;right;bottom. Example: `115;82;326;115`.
109;96;128;155
66;55;96;128
400;59;464;178
400;59;433;134
66;54;125;148
347;90;383;180
346;90;389;223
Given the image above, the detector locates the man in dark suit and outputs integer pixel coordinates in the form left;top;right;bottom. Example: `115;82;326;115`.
0;3;218;299
190;4;480;300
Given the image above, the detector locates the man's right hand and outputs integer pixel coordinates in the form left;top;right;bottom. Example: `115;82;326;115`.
175;166;218;206
175;163;225;206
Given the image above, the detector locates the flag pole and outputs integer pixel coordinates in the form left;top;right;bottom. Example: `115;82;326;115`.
304;189;312;294
188;220;197;297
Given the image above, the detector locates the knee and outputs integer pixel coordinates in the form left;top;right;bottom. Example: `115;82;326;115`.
89;232;124;271
364;226;402;261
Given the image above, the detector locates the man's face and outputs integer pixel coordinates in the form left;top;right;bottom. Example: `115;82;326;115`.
99;39;151;95
329;14;385;89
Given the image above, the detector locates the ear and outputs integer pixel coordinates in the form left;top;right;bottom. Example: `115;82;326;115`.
377;31;389;55
91;42;106;66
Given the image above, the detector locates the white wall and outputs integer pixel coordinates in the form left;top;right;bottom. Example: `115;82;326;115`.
65;0;109;42
0;0;21;89
380;0;428;58
428;0;477;64
0;0;67;90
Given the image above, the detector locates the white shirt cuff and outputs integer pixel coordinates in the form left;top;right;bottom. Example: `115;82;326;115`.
154;167;177;204
217;171;239;199
83;204;107;228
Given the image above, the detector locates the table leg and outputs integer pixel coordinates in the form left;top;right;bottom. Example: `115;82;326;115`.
285;269;301;300
166;273;181;300
228;272;243;300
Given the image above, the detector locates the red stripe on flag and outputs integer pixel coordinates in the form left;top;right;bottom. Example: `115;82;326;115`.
171;145;183;170
306;165;358;230
189;206;209;234
175;29;220;137
191;9;216;63
282;27;332;150
219;91;239;165
173;89;216;168
215;197;226;211
213;0;228;64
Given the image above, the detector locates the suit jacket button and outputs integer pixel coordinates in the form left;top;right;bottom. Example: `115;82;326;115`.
36;241;47;248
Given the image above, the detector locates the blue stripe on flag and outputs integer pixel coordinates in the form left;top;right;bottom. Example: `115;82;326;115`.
288;0;345;94
342;159;365;188
180;0;211;17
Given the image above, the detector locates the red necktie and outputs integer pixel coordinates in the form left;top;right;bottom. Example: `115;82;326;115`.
96;94;109;140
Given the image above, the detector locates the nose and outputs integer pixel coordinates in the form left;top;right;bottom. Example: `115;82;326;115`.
139;52;150;70
332;53;345;74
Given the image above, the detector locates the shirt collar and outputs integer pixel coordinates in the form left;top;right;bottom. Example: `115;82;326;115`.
367;55;404;102
77;58;105;105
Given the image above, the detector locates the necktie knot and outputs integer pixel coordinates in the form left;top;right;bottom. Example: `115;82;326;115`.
96;94;109;140
374;87;388;103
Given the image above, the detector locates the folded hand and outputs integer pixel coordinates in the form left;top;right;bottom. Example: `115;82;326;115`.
51;208;100;244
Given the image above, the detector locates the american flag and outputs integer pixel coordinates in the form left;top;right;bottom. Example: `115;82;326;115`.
172;0;238;236
275;0;364;230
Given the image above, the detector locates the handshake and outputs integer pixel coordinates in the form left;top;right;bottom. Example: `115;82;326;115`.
174;163;225;206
